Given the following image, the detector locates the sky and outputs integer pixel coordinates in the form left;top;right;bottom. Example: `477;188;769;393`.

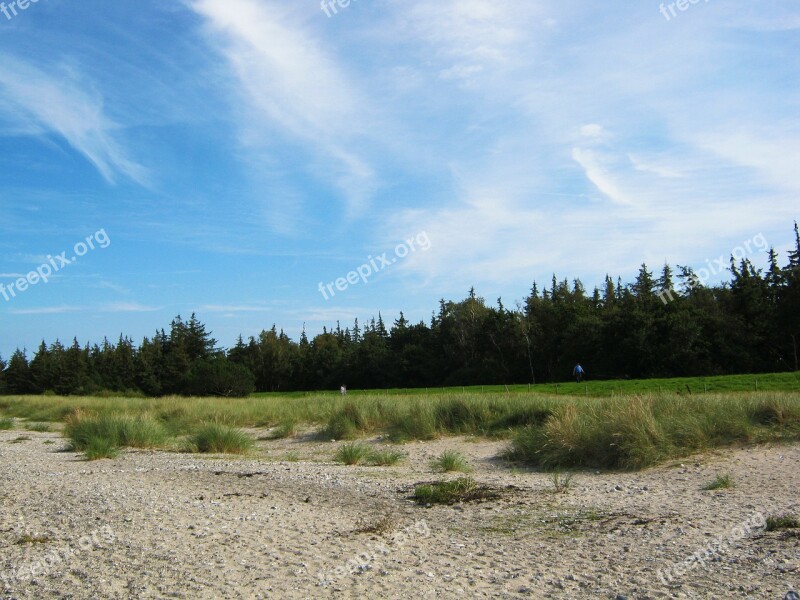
0;0;798;358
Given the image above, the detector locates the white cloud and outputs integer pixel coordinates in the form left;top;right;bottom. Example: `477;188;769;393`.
0;59;147;185
189;0;380;217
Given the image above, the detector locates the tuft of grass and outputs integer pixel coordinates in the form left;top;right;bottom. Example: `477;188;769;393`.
413;477;497;505
703;473;735;490
65;411;168;453
190;423;254;454
25;422;51;432
268;419;297;440
84;437;120;460
388;402;437;441
550;471;575;494
368;448;405;466
430;450;472;473
283;451;300;462
0;417;14;430
765;514;800;531
324;403;370;440
335;442;371;465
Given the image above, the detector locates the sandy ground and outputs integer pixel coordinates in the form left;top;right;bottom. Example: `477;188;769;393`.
0;424;798;600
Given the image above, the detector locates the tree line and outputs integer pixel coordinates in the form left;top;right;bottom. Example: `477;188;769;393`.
2;224;798;397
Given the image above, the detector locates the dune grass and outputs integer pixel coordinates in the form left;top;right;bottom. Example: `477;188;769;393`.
431;450;472;473
65;411;168;453
189;423;253;454
507;393;800;470
0;384;797;471
335;442;371;465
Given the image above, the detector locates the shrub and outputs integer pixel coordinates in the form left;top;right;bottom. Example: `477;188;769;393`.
431;450;472;473
190;423;253;454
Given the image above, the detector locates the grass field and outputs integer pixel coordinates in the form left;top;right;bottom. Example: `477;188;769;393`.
0;371;798;469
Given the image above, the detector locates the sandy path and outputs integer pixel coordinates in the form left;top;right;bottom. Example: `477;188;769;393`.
0;427;798;599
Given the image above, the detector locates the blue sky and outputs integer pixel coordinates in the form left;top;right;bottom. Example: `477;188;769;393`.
1;0;798;357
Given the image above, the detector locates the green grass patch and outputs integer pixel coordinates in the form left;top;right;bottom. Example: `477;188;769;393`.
267;419;297;439
65;411;168;454
430;450;472;473
368;448;405;466
84;437;120;460
413;477;498;505
25;422;52;432
765;514;800;531
335;442;371;465
703;473;734;490
0;417;14;430
189;423;254;454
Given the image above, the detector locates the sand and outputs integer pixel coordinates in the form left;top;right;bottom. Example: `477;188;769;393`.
0;426;798;599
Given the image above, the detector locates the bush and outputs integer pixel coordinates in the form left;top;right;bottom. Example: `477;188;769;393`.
190;423;253;454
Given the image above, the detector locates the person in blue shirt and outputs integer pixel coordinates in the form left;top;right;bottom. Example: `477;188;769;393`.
573;364;585;383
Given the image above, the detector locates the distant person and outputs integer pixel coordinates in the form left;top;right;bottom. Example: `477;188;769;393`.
573;364;585;383
340;385;347;396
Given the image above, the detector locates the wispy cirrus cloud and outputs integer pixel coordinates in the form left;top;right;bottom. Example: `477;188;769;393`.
9;306;81;315
188;0;380;219
0;58;147;185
